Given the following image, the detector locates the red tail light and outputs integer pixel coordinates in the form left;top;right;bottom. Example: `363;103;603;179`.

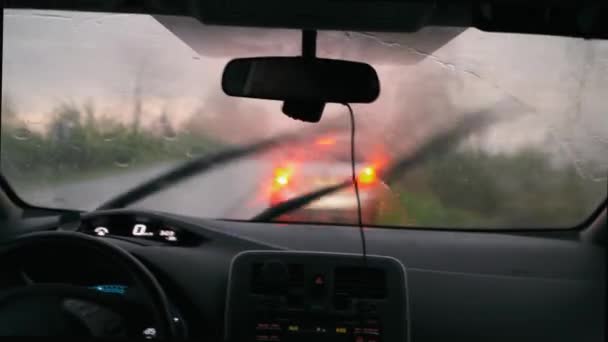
316;137;336;146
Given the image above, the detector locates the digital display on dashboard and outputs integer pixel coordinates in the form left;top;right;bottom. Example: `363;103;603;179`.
79;214;202;245
253;318;381;342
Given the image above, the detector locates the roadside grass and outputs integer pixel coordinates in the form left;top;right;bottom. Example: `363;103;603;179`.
375;191;487;228
372;150;605;229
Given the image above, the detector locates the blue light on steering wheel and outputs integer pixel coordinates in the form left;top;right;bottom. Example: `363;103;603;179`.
89;284;127;295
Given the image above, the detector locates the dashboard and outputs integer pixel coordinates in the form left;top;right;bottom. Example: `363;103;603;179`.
1;209;605;341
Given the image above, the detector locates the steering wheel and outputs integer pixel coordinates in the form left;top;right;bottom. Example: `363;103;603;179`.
0;231;176;338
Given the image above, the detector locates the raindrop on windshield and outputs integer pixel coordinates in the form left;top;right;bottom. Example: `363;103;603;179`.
186;146;204;159
114;159;131;168
113;151;134;168
102;132;117;142
163;131;178;141
52;196;67;205
13;126;32;140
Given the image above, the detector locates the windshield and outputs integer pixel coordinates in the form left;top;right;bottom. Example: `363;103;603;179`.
2;9;606;229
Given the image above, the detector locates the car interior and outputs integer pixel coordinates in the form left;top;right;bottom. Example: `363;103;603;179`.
0;1;607;341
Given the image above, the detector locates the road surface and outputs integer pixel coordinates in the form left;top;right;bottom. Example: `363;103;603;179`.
22;158;275;220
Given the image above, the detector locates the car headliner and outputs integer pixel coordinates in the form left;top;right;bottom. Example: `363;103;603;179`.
5;0;608;39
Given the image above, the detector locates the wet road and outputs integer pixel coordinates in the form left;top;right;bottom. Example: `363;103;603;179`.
26;158;275;219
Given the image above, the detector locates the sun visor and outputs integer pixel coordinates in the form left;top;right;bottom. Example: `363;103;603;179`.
6;1;608;38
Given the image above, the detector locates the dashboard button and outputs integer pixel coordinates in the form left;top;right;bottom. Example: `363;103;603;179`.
311;274;327;297
256;323;270;330
363;327;380;335
335;326;348;334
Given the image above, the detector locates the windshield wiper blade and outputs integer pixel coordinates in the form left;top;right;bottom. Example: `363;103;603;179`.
381;113;493;181
97;124;344;210
251;111;497;222
98;141;278;210
252;180;352;222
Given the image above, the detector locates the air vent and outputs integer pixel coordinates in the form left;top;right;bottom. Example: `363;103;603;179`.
334;267;386;299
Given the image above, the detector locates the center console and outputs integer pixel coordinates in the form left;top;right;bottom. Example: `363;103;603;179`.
225;251;409;342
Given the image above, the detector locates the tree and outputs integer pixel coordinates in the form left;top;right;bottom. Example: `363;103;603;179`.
185;90;270;144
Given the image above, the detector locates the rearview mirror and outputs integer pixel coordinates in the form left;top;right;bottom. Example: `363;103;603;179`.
222;57;380;104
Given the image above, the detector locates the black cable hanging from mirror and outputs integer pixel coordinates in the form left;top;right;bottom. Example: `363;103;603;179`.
344;103;367;265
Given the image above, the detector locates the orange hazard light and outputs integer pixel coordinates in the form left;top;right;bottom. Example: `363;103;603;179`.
358;166;377;185
273;166;294;189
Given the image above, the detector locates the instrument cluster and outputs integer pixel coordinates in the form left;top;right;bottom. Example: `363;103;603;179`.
79;213;203;246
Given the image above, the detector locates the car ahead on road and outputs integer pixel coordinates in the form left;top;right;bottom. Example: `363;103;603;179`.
262;133;397;224
268;160;390;223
